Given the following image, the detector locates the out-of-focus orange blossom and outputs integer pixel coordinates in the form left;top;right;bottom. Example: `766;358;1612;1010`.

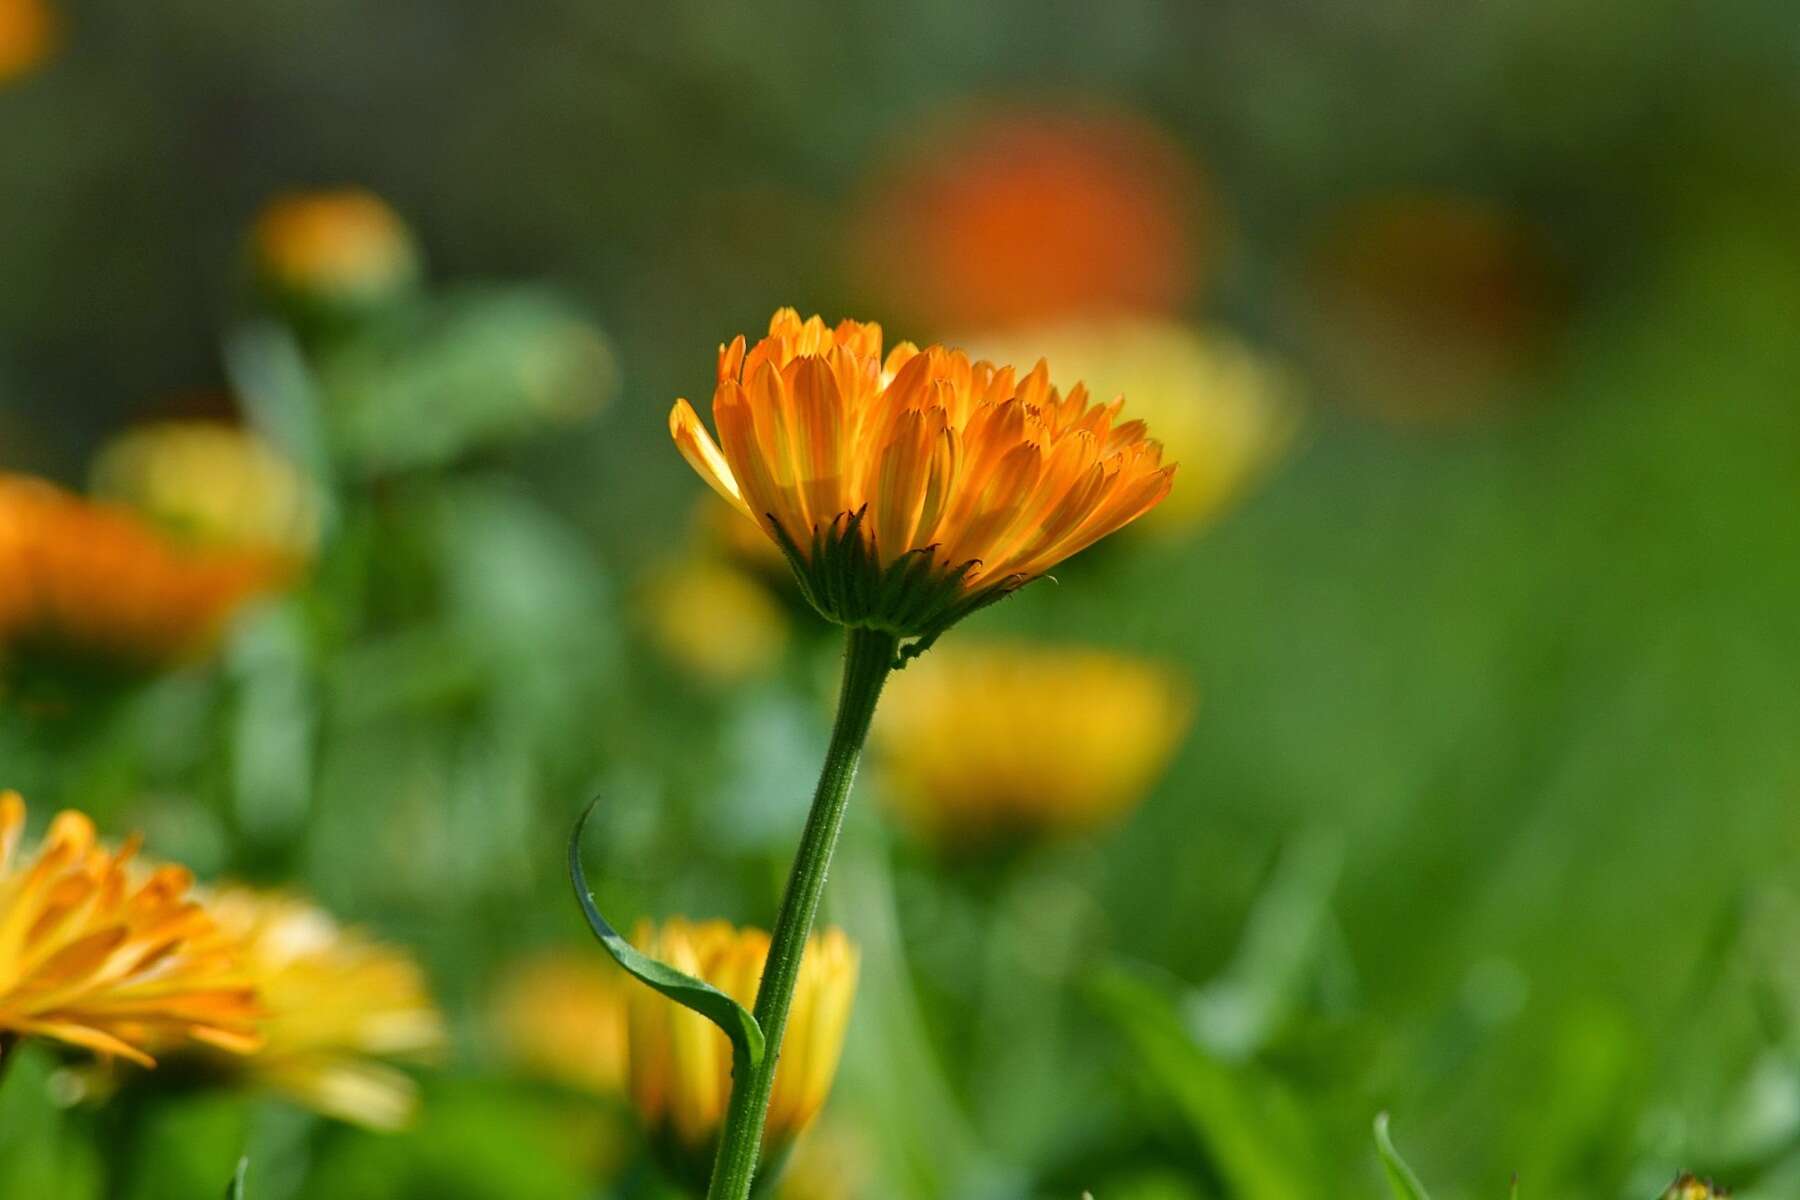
1298;193;1565;426
0;475;292;668
0;0;56;85
850;109;1212;332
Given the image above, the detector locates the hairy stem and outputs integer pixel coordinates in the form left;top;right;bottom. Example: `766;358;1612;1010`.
706;626;896;1200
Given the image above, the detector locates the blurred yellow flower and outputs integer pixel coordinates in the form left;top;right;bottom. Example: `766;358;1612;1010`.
0;0;56;84
851;109;1211;331
671;309;1174;644
872;643;1192;852
1663;1175;1729;1199
91;420;320;560
0;792;261;1067
967;319;1298;533
197;887;445;1131
627;918;857;1186
493;951;629;1097
641;557;790;686
0;474;287;666
251;188;420;311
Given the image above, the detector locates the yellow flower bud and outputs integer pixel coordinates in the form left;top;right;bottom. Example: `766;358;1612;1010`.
626;919;858;1189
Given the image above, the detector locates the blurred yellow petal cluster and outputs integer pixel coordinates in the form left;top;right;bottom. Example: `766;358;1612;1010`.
1662;1175;1730;1200
252;188;421;312
0;0;56;84
641;557;790;687
0;474;288;667
671;309;1175;641
966;319;1299;533
197;887;446;1131
873;643;1193;852
0;793;261;1067
852;109;1210;331
493;952;630;1097
627;918;857;1183
91;420;320;560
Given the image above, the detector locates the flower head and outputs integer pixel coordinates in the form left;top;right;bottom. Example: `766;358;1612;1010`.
494;951;630;1097
966;319;1298;533
671;309;1174;653
872;643;1192;852
852;110;1210;330
194;887;444;1130
251;188;420;315
626;918;857;1186
91;420;320;560
1663;1174;1730;1199
1301;193;1562;426
0;793;260;1066
0;474;287;667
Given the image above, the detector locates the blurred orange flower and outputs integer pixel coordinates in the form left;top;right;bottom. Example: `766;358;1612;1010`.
0;793;261;1067
670;309;1174;647
872;643;1192;852
0;0;57;85
494;951;630;1098
196;887;445;1131
1299;193;1564;426
852;110;1210;331
251;188;420;312
627;918;857;1185
0;474;290;668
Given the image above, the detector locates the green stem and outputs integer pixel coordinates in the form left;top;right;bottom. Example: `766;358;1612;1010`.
705;626;896;1200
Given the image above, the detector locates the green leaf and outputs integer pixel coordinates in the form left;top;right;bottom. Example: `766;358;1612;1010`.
1373;1113;1432;1200
1089;966;1327;1200
568;799;765;1068
225;1158;247;1200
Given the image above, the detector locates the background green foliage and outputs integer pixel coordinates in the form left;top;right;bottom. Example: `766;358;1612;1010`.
3;1;1800;1197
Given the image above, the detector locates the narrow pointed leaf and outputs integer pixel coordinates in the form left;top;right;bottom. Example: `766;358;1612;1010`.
568;800;765;1068
1373;1113;1432;1200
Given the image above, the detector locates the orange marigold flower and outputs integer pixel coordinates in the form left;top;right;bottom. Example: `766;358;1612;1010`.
851;109;1211;331
670;309;1175;654
0;0;57;85
195;887;445;1131
0;792;261;1066
0;474;289;667
251;188;420;315
1299;193;1564;427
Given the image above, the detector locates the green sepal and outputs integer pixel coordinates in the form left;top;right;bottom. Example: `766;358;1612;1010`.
765;508;1035;665
1373;1113;1432;1200
568;800;766;1069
